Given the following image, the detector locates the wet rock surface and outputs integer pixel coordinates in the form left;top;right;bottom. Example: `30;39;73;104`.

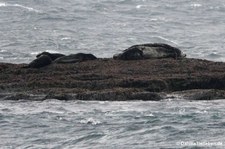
1;58;225;100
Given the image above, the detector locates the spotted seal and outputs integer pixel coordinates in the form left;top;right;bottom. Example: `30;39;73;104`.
23;55;52;68
54;53;97;63
113;43;186;60
36;52;65;61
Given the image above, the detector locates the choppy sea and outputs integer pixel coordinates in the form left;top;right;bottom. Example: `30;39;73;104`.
1;0;225;148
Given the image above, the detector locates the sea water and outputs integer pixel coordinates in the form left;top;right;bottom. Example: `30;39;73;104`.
1;99;225;148
1;0;225;148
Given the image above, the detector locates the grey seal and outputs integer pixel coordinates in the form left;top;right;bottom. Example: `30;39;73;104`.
36;52;65;61
54;53;97;63
113;43;186;60
23;55;52;68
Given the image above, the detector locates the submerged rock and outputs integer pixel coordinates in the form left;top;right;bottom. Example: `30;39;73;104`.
177;89;225;100
2;89;225;101
0;91;162;101
0;93;46;101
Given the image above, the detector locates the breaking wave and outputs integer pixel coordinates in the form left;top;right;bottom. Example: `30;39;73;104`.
0;2;41;13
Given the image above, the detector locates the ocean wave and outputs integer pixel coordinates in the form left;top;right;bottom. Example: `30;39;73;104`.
136;5;147;9
190;3;202;8
30;50;60;56
80;118;101;125
0;2;41;13
0;2;5;7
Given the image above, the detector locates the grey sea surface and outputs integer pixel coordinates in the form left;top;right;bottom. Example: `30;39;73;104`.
0;0;225;63
1;0;225;148
1;99;225;148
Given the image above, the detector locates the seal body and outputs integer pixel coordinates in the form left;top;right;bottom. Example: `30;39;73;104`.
54;53;97;63
24;55;52;68
36;52;65;61
113;43;186;60
113;48;143;60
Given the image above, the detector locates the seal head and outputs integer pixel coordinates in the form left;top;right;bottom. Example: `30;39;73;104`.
36;52;65;61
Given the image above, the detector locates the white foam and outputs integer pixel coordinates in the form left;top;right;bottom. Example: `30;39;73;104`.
30;51;39;55
80;118;101;125
45;49;60;53
61;37;71;41
136;5;143;9
0;2;41;13
0;2;6;7
191;3;202;8
13;4;40;12
136;5;147;9
30;50;60;56
0;49;7;52
150;18;159;21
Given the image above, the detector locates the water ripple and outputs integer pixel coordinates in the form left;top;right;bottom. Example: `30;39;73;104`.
0;99;225;148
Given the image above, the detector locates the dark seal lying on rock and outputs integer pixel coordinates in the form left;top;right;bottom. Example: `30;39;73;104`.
54;53;97;63
23;52;97;68
36;52;65;61
23;51;65;68
113;43;186;60
23;55;52;68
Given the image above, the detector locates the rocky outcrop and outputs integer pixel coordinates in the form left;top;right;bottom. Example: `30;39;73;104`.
1;58;225;100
